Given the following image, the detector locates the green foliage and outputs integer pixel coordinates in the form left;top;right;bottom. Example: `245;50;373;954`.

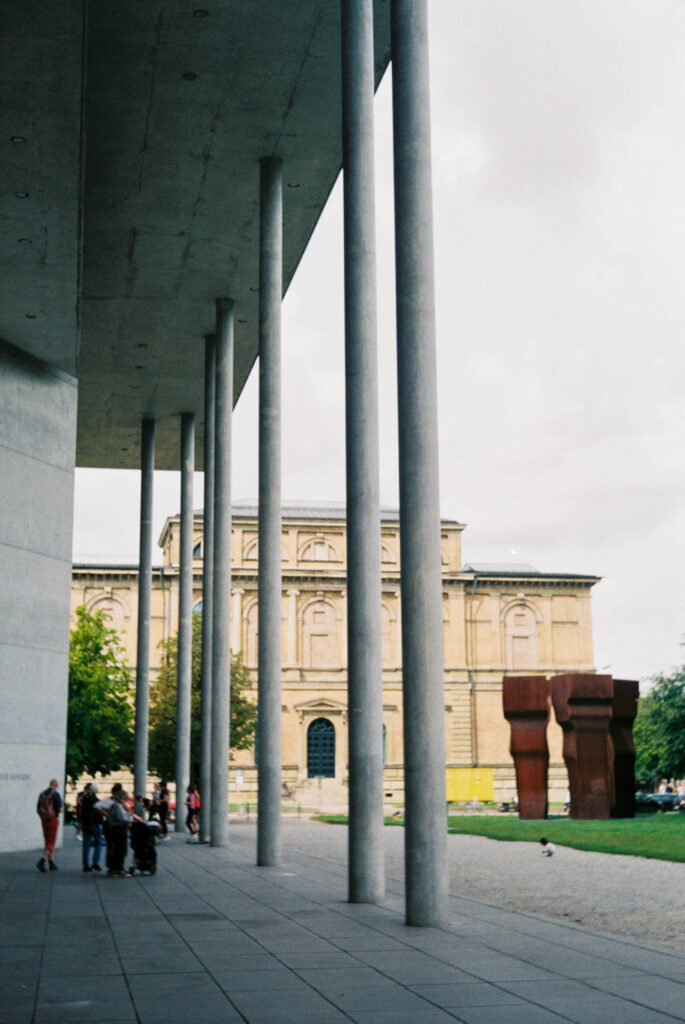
148;613;257;781
66;605;134;784
446;815;685;862
634;666;685;786
315;814;685;862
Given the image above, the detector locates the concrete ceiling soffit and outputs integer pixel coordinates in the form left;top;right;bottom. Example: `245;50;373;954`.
76;0;391;469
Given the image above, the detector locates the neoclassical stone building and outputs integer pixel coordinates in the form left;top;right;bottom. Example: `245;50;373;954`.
71;500;599;805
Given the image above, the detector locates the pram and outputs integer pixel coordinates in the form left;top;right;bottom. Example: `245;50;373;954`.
129;820;159;875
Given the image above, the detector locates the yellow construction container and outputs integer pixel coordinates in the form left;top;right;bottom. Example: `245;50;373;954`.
446;767;494;803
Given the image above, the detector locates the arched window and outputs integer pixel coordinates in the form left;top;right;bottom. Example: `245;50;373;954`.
88;596;126;633
243;538;288;562
193;600;203;615
302;600;338;668
299;536;340;562
246;603;259;667
193;541;202;559
504;603;539;669
307;718;335;778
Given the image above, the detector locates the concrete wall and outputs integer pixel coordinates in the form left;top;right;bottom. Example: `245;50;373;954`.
0;342;77;852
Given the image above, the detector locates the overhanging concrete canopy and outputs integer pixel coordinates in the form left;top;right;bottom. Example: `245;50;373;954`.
1;2;390;470
1;4;83;378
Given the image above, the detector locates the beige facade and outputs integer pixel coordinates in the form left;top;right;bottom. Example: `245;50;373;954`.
71;500;599;805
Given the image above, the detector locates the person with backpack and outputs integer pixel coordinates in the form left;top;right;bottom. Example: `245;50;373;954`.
80;782;104;873
36;778;63;872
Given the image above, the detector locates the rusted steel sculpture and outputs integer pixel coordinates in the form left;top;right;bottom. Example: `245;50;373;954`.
551;673;614;819
502;675;551;819
610;679;639;818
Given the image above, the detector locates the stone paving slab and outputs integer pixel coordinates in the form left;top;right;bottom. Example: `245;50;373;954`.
1;822;685;1024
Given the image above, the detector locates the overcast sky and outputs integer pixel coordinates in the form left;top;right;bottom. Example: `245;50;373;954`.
73;0;685;686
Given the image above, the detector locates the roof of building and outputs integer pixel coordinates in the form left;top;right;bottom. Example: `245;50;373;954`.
463;562;599;581
463;562;540;574
72;561;142;571
183;499;462;525
232;499;400;521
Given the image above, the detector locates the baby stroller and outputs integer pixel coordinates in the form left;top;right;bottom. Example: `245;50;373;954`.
129;820;159;875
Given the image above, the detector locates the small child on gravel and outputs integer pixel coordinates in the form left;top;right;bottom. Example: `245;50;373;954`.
540;837;555;856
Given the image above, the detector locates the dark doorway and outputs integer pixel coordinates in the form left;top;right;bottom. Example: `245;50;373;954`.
307;717;335;778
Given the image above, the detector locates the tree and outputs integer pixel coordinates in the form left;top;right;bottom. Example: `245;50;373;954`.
634;664;685;787
66;605;134;784
148;613;257;781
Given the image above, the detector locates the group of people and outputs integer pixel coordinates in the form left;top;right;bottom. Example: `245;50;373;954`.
36;777;204;874
145;780;201;843
144;782;171;838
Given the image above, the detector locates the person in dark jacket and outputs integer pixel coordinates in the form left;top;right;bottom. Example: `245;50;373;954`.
36;778;63;872
158;788;170;839
80;782;104;873
95;789;135;877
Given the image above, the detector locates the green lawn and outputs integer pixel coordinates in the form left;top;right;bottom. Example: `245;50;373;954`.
314;813;685;863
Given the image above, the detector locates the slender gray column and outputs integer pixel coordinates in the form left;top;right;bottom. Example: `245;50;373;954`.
257;156;283;867
199;334;216;842
391;0;447;927
175;412;195;831
341;0;384;904
134;417;155;800
211;299;233;847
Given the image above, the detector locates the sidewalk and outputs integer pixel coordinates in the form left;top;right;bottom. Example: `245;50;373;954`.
2;822;684;1023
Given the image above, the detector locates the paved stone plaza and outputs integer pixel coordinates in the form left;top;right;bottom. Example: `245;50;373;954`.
2;822;684;1024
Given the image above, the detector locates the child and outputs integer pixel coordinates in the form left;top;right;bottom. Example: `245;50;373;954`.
540;837;555;856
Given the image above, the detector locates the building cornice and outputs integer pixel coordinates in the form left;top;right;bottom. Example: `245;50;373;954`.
73;563;599;591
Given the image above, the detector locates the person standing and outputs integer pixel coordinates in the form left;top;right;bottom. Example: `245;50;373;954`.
75;781;92;841
185;784;200;842
36;778;63;872
158;788;170;839
80;783;103;873
97;789;135;877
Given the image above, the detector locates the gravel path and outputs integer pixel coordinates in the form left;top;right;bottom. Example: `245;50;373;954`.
280;821;685;953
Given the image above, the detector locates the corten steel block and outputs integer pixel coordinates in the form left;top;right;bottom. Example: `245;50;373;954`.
502;676;550;820
550;674;579;806
610;679;639;818
551;674;613;820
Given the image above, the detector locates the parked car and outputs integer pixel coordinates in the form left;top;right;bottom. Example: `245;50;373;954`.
636;792;681;812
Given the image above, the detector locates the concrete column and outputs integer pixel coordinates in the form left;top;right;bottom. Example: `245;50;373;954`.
257;154;283;867
342;0;384;904
211;299;233;847
175;412;194;831
391;0;447;926
199;334;216;842
134;417;155;801
0;343;77;854
287;589;299;665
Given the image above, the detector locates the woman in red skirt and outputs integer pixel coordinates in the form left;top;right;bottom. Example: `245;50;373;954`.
36;778;63;872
